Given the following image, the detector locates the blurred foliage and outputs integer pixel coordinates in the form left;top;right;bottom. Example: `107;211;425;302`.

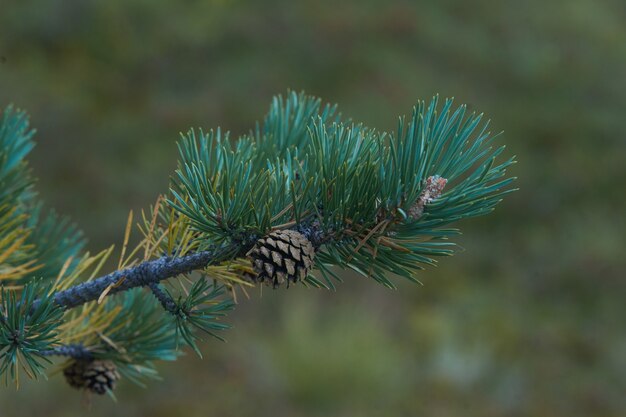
0;0;625;416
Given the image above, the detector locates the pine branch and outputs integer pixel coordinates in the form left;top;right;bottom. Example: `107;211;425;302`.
40;344;93;360
148;283;178;314
36;249;228;311
0;281;63;383
0;92;517;394
37;222;324;312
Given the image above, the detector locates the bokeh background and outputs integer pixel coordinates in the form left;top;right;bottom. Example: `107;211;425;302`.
1;0;625;416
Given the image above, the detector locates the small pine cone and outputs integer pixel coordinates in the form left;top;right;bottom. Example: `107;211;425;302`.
64;360;120;395
63;360;88;389
84;360;120;394
247;229;315;288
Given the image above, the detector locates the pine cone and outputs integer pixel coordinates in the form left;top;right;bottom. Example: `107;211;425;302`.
63;360;88;389
64;360;120;395
247;229;315;288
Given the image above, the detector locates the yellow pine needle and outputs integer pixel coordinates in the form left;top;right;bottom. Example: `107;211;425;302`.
54;253;95;290
202;258;255;287
97;332;126;357
0;259;40;281
60;306;122;344
87;246;115;281
271;220;297;231
167;208;176;255
97;276;126;304
378;237;412;252
0;235;27;264
55;246;115;291
147;230;169;258
51;256;74;293
118;210;134;269
0;285;23;290
0;232;42;282
346;219;390;263
270;202;293;223
120;240;146;269
143;195;162;261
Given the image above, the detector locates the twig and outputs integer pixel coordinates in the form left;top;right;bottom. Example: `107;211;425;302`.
32;224;325;312
34;249;225;311
40;343;93;361
148;282;178;314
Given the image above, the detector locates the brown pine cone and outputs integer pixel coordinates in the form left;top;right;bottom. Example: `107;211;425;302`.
247;229;315;288
64;359;120;395
63;360;88;389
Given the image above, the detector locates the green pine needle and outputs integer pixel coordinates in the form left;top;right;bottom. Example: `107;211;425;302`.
169;91;517;288
0;281;63;386
172;279;234;357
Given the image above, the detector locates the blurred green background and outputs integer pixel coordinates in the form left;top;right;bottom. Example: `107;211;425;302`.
1;0;625;416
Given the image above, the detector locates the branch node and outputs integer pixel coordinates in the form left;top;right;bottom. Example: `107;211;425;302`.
148;282;179;315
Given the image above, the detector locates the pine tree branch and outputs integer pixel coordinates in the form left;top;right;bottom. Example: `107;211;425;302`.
37;249;230;311
1;94;517;392
40;343;93;360
148;282;178;314
31;223;324;313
